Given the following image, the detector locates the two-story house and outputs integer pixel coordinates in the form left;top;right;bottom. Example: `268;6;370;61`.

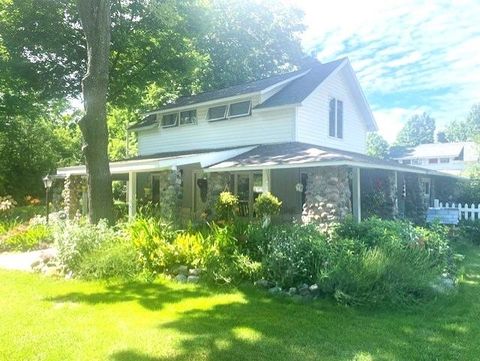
58;58;451;222
391;142;479;176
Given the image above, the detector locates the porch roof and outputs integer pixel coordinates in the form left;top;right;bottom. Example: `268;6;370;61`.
205;142;455;176
56;146;255;176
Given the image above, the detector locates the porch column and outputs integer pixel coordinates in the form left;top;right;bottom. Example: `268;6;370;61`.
262;169;271;193
352;167;361;223
393;171;399;217
128;171;137;219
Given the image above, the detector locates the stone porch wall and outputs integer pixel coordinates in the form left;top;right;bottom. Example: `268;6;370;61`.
301;166;351;228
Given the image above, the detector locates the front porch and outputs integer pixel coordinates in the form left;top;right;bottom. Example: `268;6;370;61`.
57;142;452;224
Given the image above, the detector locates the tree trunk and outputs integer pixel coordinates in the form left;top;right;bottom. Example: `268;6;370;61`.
76;0;113;223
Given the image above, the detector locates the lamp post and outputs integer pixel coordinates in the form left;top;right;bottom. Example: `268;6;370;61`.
43;175;53;224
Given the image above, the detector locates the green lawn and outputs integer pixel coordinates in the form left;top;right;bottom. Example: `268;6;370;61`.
1;243;479;361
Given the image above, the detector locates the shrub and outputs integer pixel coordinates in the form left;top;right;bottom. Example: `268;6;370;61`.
253;192;282;224
54;220;119;274
261;224;327;288
215;192;238;222
77;238;140;280
0;223;53;252
0;195;17;212
317;239;440;306
458;219;480;245
124;217;177;273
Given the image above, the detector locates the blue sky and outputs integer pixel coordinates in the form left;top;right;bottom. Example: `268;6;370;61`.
284;0;480;143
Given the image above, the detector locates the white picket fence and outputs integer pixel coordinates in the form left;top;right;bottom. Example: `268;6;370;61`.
433;199;480;220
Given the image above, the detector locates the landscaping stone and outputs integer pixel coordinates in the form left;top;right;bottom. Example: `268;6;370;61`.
173;265;188;276
288;287;297;295
431;274;456;294
309;284;320;296
187;275;200;284
175;274;187;283
189;268;201;276
298;283;310;296
268;286;282;295
254;279;273;288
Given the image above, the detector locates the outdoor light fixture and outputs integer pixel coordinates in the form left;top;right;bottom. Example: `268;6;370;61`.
43;175;54;224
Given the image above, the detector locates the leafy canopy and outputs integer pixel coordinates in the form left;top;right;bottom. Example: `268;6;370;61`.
395;112;435;147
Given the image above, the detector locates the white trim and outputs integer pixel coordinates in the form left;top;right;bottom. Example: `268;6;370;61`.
352;167;361;222
252;103;299;113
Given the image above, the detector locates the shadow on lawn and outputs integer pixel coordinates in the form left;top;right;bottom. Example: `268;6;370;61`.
48;281;214;311
108;246;480;361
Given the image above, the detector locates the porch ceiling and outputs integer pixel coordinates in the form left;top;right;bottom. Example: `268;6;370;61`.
56;146;255;177
205;142;458;177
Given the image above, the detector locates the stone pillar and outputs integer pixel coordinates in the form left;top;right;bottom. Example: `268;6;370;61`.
157;168;183;220
301;166;352;230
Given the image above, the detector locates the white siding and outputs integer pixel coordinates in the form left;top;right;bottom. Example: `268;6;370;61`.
296;67;368;154
137;103;295;155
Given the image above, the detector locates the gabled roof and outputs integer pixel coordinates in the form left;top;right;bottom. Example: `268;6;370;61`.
390;142;475;160
254;59;345;109
129;57;377;131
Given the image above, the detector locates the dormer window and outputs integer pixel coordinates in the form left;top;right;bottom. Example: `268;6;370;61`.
161;113;178;128
228;101;251;118
179;110;197;125
329;98;343;139
207;105;228;121
207;100;252;121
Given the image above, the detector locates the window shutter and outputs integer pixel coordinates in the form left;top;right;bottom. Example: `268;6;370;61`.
329;99;336;137
337;100;343;139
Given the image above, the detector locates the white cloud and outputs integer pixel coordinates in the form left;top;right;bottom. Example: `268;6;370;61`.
281;0;480;141
373;107;425;144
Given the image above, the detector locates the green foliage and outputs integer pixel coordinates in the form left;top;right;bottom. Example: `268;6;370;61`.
360;170;395;220
253;192;282;219
76;238;140;280
458;220;480;245
395;112;435;147
366;133;390;159
404;174;426;224
0;223;53;252
261;224;326;287
54;220;120;275
215;191;239;222
124;217;177;273
444;103;480;142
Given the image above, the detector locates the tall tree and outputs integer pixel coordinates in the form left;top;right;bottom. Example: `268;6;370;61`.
395;112;435;147
76;0;113;223
366;133;390;159
444;103;480;142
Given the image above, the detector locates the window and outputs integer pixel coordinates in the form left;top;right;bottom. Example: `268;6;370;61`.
428;158;439;164
161;113;178;128
412;159;422;165
179;110;197;125
228;101;251;118
207;105;228;121
440;158;450;164
329;98;343;139
402;160;412;165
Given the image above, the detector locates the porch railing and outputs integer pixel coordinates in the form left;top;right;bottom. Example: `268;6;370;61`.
432;199;480;221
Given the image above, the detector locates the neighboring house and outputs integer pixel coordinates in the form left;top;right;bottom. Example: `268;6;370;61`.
391;142;479;176
57;58;453;223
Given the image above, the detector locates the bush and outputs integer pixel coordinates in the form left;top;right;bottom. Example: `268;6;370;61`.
77;238;140;280
261;224;327;288
124;217;177;273
215;192;238;222
54;220;120;274
458;219;480;245
254;192;282;218
0;223;53;252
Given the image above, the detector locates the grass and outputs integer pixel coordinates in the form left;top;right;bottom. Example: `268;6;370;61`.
1;242;479;361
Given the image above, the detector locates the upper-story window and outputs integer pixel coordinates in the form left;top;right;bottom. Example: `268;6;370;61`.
440;158;450;164
329;98;343;139
161;110;197;128
179;110;197;125
207;100;252;121
428;158;439;164
161;113;178;128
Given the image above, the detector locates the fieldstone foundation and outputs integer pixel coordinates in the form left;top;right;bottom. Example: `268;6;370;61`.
301;166;352;229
